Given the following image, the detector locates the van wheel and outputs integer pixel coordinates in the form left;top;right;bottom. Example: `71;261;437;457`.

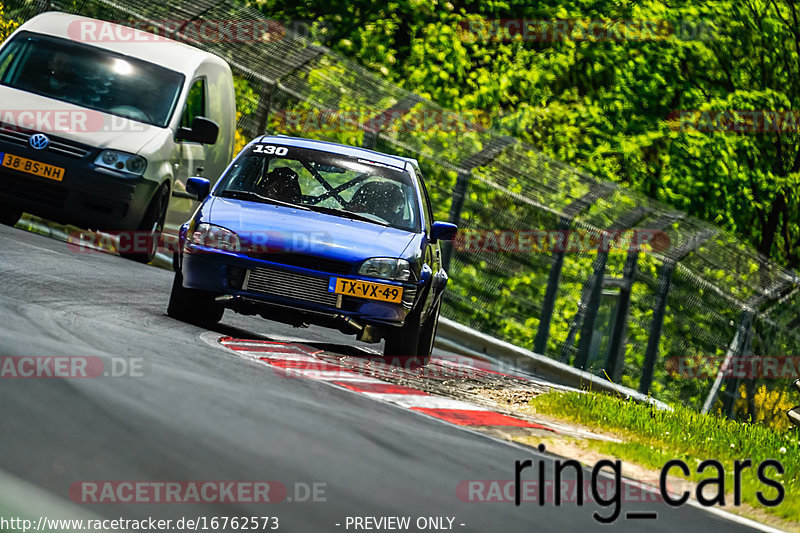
167;270;223;326
121;184;168;264
0;203;22;227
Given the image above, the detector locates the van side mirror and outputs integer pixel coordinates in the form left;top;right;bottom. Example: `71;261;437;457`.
185;177;211;200
431;221;458;242
177;117;219;145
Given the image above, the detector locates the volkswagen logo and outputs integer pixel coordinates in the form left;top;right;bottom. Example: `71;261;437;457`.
29;133;50;151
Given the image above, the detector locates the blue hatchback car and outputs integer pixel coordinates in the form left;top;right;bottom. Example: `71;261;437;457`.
168;135;457;363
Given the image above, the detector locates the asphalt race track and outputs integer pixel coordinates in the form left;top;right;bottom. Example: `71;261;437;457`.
0;224;764;532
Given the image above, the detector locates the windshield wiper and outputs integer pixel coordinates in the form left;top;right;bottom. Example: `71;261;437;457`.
217;189;309;210
306;205;390;227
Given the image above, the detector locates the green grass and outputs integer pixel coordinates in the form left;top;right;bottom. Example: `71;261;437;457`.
529;391;800;523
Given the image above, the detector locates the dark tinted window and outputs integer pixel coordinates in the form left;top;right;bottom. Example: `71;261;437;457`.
0;32;185;127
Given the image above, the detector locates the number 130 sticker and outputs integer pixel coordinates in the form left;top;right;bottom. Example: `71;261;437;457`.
253;144;288;156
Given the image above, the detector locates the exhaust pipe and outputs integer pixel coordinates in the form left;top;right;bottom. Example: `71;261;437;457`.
341;316;381;343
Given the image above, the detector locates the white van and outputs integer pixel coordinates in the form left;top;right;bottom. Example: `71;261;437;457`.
0;12;236;261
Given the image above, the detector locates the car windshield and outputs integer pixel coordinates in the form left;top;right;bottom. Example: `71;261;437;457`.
0;32;184;127
215;143;422;232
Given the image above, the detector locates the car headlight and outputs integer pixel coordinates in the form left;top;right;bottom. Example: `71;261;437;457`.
95;150;147;176
359;258;411;281
188;223;241;252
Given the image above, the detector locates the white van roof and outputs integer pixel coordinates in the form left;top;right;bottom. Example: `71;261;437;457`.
15;12;229;76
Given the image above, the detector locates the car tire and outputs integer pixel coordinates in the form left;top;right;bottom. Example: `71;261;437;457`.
167;269;224;326
415;299;440;366
0;203;22;227
383;305;424;366
120;184;168;264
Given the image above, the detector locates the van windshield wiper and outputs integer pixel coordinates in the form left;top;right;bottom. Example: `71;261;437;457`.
217;189;309;210
306;205;390;227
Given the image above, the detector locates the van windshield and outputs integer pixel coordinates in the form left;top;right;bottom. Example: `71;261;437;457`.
0;32;185;127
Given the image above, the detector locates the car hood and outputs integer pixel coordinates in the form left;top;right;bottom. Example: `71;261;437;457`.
0;86;166;153
206;196;418;263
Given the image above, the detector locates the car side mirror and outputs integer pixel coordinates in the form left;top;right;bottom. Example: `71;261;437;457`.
431;221;458;242
185;177;211;201
176;117;219;145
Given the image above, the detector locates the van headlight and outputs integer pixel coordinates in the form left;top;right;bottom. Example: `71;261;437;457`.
95;150;147;176
187;223;241;252
359;258;411;281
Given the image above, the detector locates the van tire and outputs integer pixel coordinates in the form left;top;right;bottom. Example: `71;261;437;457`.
121;184;168;264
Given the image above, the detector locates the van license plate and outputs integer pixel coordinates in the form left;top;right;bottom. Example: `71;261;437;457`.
1;153;65;181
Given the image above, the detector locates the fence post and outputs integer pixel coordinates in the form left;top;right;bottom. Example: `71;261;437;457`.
639;227;715;394
639;259;675;394
701;310;754;414
253;83;276;137
440;136;516;271
605;250;638;381
535;218;569;356
573;251;610;369
533;185;614;356
441;170;470;270
722;317;755;419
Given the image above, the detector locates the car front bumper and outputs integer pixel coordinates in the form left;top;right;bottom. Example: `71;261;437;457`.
0;136;156;230
180;249;420;328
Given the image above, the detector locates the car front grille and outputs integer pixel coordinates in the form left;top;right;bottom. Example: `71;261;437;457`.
0;123;92;159
244;266;338;307
0;168;66;207
247;252;353;275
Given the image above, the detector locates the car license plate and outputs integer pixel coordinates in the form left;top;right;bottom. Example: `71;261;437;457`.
0;152;65;181
329;277;403;303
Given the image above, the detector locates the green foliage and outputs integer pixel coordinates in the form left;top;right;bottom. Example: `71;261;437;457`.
0;3;18;40
252;0;800;269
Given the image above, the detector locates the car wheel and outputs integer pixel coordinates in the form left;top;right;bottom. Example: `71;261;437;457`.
0;203;22;227
415;299;441;366
383;305;423;365
167;269;224;326
120;184;168;264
